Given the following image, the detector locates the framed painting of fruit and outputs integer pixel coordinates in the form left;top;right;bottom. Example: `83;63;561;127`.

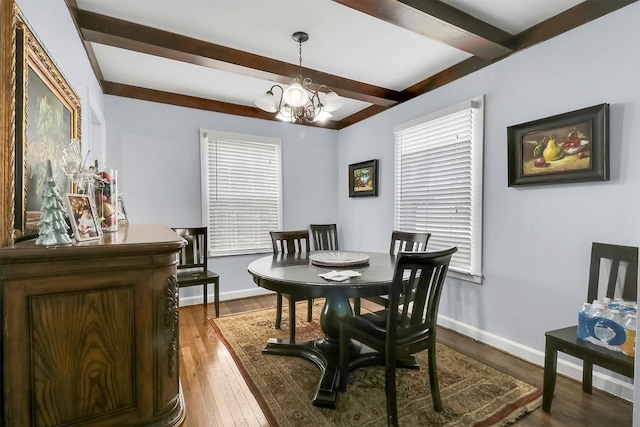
507;103;609;186
349;159;378;197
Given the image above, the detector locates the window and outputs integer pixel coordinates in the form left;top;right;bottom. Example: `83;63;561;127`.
201;130;282;256
394;96;484;283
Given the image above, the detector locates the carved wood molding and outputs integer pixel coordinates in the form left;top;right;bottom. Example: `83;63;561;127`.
162;274;179;376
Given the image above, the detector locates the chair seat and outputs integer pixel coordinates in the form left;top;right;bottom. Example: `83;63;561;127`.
176;270;220;286
545;326;633;376
543;325;634;413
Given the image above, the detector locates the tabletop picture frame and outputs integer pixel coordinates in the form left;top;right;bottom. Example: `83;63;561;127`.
507;104;609;187
65;193;100;241
349;159;378;197
116;195;129;226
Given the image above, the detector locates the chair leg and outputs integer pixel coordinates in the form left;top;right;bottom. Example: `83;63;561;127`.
583;361;593;393
275;293;283;329
542;338;558;412
385;354;399;426
213;278;220;318
203;283;208;306
307;299;313;322
289;297;296;343
353;297;361;315
427;345;442;412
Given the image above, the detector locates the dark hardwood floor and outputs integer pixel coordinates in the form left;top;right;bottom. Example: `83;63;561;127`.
179;295;632;426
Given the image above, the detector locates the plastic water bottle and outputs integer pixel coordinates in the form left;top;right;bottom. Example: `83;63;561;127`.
577;302;592;339
592;305;626;347
620;313;636;357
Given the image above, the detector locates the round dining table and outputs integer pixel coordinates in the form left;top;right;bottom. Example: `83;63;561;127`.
247;251;396;408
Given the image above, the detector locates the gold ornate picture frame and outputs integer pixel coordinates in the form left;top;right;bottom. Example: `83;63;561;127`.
0;0;17;246
14;17;81;235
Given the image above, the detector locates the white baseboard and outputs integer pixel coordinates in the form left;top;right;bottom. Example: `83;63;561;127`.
437;314;633;402
178;287;273;307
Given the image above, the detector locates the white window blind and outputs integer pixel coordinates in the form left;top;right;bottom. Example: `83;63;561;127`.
394;97;484;283
201;130;282;256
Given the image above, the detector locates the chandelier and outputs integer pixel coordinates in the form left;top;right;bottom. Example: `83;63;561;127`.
254;31;344;124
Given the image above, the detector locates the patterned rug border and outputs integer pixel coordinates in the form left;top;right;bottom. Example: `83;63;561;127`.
210;304;542;427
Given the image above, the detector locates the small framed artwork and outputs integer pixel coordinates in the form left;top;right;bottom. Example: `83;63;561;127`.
349;159;379;197
507;103;609;186
65;194;100;241
116;195;129;226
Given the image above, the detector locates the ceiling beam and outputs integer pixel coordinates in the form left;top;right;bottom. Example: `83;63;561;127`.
101;81;342;130
338;0;639;127
332;0;513;60
70;8;401;108
66;0;638;130
400;0;638;106
506;0;638;52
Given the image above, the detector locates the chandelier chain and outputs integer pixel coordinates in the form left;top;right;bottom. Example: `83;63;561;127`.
298;40;303;76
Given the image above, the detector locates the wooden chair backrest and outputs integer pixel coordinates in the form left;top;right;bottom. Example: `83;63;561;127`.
389;230;431;255
172;227;208;272
310;224;338;251
587;242;639;303
270;230;310;255
386;248;457;347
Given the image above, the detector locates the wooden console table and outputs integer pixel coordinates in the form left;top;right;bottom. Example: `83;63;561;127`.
0;224;185;427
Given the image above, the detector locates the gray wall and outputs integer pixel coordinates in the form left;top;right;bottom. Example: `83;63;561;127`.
338;3;640;403
104;98;340;301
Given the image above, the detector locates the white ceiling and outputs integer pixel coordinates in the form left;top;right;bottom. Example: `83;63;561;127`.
72;0;597;125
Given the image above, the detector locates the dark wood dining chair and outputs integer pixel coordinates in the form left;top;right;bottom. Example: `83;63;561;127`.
339;247;457;426
270;230;314;342
310;223;338;251
542;242;638;412
354;230;431;315
172;227;220;317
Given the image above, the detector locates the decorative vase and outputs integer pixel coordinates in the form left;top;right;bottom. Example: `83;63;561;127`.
94;169;119;233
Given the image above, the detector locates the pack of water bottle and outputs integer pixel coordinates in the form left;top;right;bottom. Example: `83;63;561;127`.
577;297;637;357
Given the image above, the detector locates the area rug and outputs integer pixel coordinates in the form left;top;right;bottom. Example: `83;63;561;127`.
210;301;542;426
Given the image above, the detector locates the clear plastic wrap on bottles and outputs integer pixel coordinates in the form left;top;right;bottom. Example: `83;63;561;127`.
577;298;635;353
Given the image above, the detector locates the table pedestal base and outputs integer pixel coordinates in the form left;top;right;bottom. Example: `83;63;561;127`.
262;294;421;407
262;337;361;408
262;337;420;408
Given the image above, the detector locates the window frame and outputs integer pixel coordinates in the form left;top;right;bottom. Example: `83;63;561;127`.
393;96;484;284
200;129;282;257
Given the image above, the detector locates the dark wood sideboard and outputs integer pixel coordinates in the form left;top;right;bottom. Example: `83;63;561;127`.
0;224;186;427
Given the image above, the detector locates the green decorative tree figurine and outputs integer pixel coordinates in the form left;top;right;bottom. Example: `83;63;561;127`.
36;160;72;246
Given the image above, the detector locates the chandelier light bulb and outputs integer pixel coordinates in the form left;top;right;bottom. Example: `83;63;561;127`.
283;83;309;107
323;91;344;112
313;111;333;122
255;90;278;113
